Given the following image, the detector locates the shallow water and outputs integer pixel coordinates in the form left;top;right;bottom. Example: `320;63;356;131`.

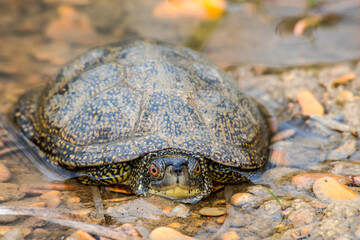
1;0;360;239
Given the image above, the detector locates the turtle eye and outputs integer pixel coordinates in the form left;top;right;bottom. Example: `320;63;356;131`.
193;163;201;175
149;164;159;177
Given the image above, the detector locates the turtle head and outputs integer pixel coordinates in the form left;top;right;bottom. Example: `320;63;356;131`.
130;149;213;203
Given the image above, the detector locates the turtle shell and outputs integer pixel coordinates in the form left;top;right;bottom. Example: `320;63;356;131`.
13;40;269;170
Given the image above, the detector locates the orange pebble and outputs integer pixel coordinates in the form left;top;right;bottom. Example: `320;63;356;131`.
291;173;350;189
75;230;96;240
332;72;356;85
269;149;287;166
297;90;324;115
30;202;47;207
168;222;181;229
313;177;360;201
68;197;81;203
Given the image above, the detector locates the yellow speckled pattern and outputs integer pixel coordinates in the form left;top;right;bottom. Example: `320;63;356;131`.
12;40;269;191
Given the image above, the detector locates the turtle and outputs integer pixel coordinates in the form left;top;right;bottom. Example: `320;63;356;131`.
12;39;269;203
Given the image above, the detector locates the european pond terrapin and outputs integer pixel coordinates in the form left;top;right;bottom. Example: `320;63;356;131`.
12;40;269;203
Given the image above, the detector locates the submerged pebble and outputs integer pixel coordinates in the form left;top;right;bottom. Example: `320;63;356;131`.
291;173;350;189
230;193;256;207
39;190;62;208
149;227;196;240
313;177;360;202
219;231;240;240
32;229;50;239
114;223;140;238
297;90;324;116
327;136;357;160
198;207;226;217
0;163;11;182
0;226;11;236
167;204;191;218
0;215;17;224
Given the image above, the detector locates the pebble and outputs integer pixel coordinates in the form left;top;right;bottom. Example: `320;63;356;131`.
291;173;351;189
0;163;11;182
297;90;324;116
168;222;181;229
75;230;96;240
327;136;357;160
271;129;296;142
290;226;311;239
0;215;18;224
310;115;352;132
30;202;47;207
217;215;226;224
330;162;360;175
167;204;191;218
149;227;196;240
219;231;240;240
39;190;61;208
67;197;81;204
230;193;256;206
291;209;315;227
199;207;226;217
0;226;11;236
332;72;356;85
269;149;288;166
32;228;51;239
114;223;140;238
339;90;354;101
313;177;360;202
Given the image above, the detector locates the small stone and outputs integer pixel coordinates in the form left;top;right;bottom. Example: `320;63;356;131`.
332;72;356;85
268;149;288;166
168;204;191;218
39;190;61;208
297;90;324;116
219;231;240;240
67;197;81;204
230;193;256;206
290;226;311;239
0;226;11;236
330;162;360;176
339;90;354;101
327;136;357;160
75;230;96;240
0;163;11;182
33;229;50;239
114;223;140;238
149;227;195;240
291;209;315;227
162;207;172;214
291;173;351;189
313;177;360;202
199;207;226;217
168;222;181;229
217;215;226;224
310;115;353;132
30;202;47;207
0;215;17;224
271;129;296;142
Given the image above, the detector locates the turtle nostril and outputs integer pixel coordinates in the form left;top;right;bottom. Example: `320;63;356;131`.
173;169;182;175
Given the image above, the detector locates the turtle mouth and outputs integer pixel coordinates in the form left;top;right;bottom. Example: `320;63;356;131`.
148;184;201;198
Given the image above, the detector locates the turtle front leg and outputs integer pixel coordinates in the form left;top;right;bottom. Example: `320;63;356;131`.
77;162;132;185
